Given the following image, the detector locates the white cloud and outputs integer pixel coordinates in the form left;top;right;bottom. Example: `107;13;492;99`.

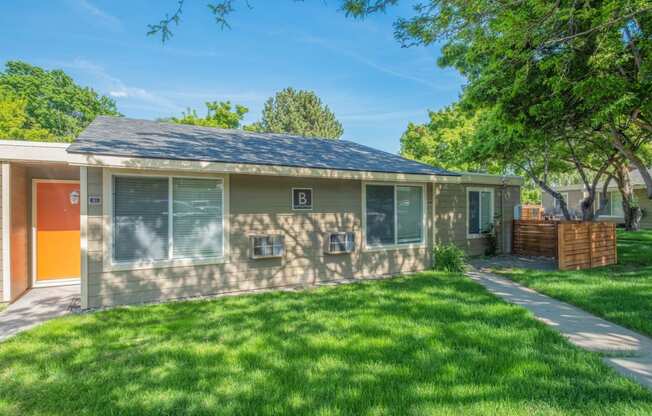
71;0;122;30
55;58;183;113
299;35;447;91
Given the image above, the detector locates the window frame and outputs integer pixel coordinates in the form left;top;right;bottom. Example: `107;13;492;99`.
554;192;569;211
249;234;285;259
102;169;229;272
597;190;624;218
361;182;427;251
466;187;495;239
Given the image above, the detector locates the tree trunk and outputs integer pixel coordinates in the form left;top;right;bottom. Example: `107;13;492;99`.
580;191;596;221
611;130;652;199
615;164;641;231
524;170;572;220
542;187;572;220
595;176;613;218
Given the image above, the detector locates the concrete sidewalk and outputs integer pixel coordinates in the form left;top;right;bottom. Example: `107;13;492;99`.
467;267;652;391
0;285;80;342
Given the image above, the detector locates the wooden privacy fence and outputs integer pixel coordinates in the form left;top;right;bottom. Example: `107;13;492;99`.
557;222;617;270
512;220;617;270
512;219;558;257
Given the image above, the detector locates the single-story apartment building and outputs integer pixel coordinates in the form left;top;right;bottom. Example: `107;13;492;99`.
0;116;522;308
542;168;652;228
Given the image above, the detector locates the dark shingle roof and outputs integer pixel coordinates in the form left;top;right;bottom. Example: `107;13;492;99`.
67;116;458;176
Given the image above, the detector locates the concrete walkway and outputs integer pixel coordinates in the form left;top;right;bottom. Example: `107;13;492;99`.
0;285;80;342
467;267;652;391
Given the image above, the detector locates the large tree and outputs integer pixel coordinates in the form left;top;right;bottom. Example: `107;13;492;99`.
400;105;499;173
163;101;248;129
246;88;343;139
0;87;53;141
0;61;119;142
150;1;652;212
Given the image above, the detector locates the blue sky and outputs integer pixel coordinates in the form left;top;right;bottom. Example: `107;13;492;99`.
0;0;465;153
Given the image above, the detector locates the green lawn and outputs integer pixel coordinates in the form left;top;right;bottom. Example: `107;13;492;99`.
1;273;651;415
495;229;652;337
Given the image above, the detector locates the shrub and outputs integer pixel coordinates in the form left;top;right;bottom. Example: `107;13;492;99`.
483;223;498;256
433;244;467;273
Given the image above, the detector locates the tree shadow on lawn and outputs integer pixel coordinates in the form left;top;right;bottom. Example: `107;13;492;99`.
0;273;651;416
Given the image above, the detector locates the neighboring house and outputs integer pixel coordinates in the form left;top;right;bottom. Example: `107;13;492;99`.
0;116;522;308
542;168;652;228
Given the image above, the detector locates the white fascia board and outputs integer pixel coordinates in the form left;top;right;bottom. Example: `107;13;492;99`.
0;140;70;163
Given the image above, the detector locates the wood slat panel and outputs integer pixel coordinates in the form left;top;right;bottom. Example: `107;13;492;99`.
513;220;617;270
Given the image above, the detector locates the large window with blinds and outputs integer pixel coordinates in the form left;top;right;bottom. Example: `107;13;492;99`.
467;187;494;237
364;184;425;248
112;174;224;265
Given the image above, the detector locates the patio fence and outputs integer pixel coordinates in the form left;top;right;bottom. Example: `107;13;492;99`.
512;220;617;270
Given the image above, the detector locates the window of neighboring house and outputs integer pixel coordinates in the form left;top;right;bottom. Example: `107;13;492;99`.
112;175;224;264
364;184;424;248
611;191;624;217
596;191;624;217
554;192;569;211
468;188;494;237
596;192;610;215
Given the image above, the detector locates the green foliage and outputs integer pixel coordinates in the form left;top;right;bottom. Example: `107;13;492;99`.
521;187;542;205
0;61;119;142
0;87;54;141
433;244;467;272
395;1;650;186
166;101;248;129
483;223;498;257
400;105;504;173
245;87;343;139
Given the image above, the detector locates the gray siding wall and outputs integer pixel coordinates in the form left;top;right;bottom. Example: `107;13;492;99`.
543;189;584;218
0;164;3;302
86;170;435;308
639;189;652;229
594;188;652;228
435;183;520;256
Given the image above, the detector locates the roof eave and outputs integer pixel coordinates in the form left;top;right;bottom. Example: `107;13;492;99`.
66;152;520;184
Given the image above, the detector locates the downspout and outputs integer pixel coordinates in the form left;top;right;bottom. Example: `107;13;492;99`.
500;177;506;254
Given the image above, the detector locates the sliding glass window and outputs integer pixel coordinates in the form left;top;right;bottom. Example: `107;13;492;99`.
365;184;424;247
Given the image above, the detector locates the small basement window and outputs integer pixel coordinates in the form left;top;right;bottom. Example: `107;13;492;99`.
327;232;355;254
250;235;284;259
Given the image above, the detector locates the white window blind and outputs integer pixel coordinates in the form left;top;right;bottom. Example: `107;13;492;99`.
113;176;169;262
112;175;224;264
172;178;224;259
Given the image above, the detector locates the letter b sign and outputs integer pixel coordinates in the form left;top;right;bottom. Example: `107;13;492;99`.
292;188;313;210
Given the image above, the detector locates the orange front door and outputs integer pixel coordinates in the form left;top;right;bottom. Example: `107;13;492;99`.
35;181;81;282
